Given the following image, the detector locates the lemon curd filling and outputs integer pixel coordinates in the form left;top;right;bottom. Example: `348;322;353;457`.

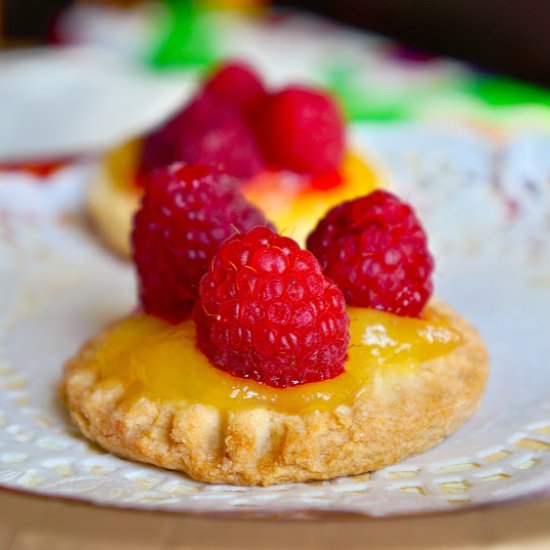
104;139;143;193
242;152;380;244
85;306;460;414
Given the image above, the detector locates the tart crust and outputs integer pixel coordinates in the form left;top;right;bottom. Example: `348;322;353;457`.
87;171;138;258
62;302;488;486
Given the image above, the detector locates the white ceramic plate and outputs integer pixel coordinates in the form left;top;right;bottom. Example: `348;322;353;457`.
0;126;549;517
0;47;194;162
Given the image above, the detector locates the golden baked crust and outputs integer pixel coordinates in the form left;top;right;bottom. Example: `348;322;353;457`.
87;171;138;258
62;302;488;486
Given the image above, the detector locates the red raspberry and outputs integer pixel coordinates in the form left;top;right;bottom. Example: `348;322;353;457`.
256;86;345;174
306;190;434;317
194;226;350;388
139;92;265;180
132;164;272;323
203;61;266;115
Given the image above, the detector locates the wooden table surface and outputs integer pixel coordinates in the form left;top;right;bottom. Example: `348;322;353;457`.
1;489;550;549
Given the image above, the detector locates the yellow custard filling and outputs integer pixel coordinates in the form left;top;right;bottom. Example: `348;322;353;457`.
242;152;379;244
105;139;143;193
84;306;460;414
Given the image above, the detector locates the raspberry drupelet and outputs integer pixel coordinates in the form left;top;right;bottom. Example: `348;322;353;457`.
139;92;264;180
194;226;350;388
132;163;272;323
256;86;345;174
307;190;434;317
139;63;349;182
138;61;267;181
203;60;266;116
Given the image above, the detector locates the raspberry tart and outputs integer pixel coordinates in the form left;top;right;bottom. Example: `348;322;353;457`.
87;61;379;256
63;164;488;486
